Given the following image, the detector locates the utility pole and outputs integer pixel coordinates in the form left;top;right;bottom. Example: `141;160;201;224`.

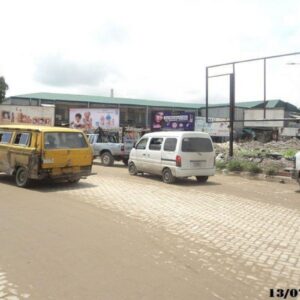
229;73;235;157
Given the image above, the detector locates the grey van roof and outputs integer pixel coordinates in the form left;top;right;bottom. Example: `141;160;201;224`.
142;131;211;138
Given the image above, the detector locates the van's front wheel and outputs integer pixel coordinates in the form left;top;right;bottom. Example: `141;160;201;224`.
162;168;175;184
196;176;208;183
15;167;31;188
128;162;138;175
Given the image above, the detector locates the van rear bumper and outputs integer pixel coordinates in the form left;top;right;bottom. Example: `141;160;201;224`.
37;166;93;180
174;167;216;178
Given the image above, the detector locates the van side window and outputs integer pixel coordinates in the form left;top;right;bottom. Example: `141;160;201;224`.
164;138;177;151
149;138;163;151
182;137;213;152
136;138;148;150
0;132;12;144
14;133;31;146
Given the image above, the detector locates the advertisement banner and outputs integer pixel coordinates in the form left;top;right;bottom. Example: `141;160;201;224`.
69;108;120;131
0;105;54;126
151;111;195;131
195;117;229;137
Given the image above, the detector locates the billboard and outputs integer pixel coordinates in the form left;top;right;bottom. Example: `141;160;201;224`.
195;117;229;137
69;108;120;131
0;105;54;126
151;111;195;131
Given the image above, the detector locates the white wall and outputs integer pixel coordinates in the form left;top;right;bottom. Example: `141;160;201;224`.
244;109;285;127
280;127;300;137
199;107;244;129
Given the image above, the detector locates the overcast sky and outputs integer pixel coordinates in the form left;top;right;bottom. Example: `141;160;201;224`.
1;0;300;107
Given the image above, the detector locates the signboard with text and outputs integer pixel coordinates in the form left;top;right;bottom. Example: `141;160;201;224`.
151;111;195;131
0;105;54;126
195;117;229;137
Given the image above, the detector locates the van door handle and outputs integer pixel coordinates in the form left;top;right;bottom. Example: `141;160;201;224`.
142;154;146;156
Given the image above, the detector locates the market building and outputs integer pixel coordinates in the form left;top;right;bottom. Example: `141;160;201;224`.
3;92;300;140
5;92;199;128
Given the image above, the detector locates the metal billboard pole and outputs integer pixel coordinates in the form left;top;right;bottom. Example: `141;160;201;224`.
205;51;300;158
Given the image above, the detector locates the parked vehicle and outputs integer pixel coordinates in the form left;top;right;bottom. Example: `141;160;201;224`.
292;151;300;185
128;131;215;183
0;125;93;187
87;133;129;166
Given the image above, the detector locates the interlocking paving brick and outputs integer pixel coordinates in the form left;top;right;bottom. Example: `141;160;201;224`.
45;170;300;299
0;269;30;300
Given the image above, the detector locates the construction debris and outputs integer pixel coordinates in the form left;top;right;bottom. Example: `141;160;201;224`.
214;137;300;174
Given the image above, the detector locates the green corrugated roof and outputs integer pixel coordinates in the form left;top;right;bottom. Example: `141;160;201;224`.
239;99;299;110
235;100;265;108
10;92;299;112
207;99;299;111
12;92;201;109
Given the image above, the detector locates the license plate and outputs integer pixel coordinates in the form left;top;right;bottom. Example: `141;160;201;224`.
191;161;202;168
191;160;206;168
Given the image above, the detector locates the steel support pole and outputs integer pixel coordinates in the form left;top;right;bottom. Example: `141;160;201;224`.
263;58;266;119
205;67;209;122
229;73;235;157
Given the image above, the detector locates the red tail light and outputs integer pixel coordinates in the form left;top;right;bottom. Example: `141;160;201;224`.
176;155;182;167
121;145;124;151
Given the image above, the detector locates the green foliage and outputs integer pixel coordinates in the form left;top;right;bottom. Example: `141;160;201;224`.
0;76;9;103
282;149;297;159
216;160;227;170
238;149;269;159
227;160;244;172
264;165;279;176
243;161;262;174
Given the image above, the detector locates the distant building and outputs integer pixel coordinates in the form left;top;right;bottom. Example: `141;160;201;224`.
6;92;199;128
4;92;300;137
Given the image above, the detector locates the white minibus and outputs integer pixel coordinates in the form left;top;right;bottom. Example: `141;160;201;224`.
128;131;215;183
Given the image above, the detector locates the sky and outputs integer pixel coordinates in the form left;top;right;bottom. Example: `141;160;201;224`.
1;0;300;107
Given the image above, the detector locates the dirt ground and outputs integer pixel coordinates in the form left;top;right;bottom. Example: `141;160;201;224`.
0;165;299;300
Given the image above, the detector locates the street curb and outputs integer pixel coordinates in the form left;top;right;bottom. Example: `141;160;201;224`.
216;170;296;184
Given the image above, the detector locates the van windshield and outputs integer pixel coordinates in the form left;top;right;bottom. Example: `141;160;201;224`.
44;132;88;149
182;137;213;152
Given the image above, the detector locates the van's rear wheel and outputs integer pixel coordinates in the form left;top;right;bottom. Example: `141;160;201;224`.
162;168;175;184
128;162;138;175
101;152;114;166
15;167;31;188
68;178;80;184
196;176;208;183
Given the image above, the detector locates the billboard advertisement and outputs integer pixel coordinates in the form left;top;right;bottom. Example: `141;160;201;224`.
151;111;195;131
69;108;120;131
195;117;229;137
0;105;54;126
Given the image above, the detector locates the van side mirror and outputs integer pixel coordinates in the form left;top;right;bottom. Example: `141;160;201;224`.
133;142;136;148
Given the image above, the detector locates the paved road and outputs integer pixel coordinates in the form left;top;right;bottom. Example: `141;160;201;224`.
0;164;299;300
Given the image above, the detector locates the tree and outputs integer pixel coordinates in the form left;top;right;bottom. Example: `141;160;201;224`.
0;76;9;103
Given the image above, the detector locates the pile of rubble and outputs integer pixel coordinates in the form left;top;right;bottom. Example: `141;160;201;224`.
215;138;300;154
215;137;300;172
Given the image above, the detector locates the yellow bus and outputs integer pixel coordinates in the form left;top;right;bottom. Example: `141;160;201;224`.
0;125;94;187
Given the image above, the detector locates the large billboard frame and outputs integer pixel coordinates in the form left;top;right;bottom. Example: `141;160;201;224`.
205;51;300;156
